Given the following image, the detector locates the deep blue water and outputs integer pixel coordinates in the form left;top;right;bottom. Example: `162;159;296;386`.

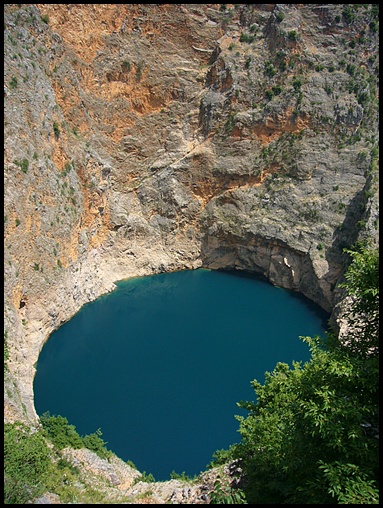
34;268;329;481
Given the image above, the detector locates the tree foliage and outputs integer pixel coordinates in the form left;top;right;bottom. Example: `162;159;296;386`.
40;412;112;459
339;243;379;356
210;244;379;504
82;428;111;459
40;413;84;450
234;337;379;503
4;422;51;504
209;477;247;504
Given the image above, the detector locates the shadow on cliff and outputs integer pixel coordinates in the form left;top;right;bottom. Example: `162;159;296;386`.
325;187;369;286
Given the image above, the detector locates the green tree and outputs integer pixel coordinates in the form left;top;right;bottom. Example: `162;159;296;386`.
82;428;112;459
216;244;379;504
40;412;84;450
209;477;247;504
339;243;379;356
40;412;112;459
4;422;51;504
233;336;378;503
53;121;60;140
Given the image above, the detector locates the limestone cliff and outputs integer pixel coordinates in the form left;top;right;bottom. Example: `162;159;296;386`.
4;3;379;502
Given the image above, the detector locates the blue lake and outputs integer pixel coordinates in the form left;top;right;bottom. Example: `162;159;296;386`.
33;268;329;480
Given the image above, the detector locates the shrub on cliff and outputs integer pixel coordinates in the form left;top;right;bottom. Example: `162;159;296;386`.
82;427;112;459
339;244;379;356
40;413;84;449
4;422;51;504
40;412;112;459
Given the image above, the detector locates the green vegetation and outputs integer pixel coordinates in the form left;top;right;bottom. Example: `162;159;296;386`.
209;243;379;504
239;32;255;44
14;158;29;173
346;63;356;76
4;330;9;369
264;61;277;77
369;146;379;174
169;470;195;481
369;19;378;33
4;414;116;504
342;5;356;24
61;161;72;177
224;112;236;134
9;76;18;89
209;476;247;504
4;422;51;504
134;471;156;483
265;85;283;100
121;60;131;72
338;245;378;356
296;91;303;107
271;84;282;95
20;158;29;173
4;5;379;503
302;207;320;221
83;429;111;460
40;413;113;459
53;122;60;140
40;413;83;449
135;61;145;82
287;30;299;42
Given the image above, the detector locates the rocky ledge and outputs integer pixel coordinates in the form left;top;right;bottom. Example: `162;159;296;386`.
33;447;240;504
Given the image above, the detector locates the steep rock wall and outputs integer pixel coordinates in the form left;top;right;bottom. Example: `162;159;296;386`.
4;4;379;427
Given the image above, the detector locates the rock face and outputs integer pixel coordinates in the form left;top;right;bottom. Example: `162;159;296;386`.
4;3;379;499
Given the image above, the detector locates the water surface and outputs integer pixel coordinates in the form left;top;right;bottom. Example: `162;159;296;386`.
34;268;329;480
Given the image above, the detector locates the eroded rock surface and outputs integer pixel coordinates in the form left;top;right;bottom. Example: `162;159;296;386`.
4;3;379;503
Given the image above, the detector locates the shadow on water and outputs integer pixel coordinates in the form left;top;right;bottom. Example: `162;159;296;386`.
219;268;330;331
